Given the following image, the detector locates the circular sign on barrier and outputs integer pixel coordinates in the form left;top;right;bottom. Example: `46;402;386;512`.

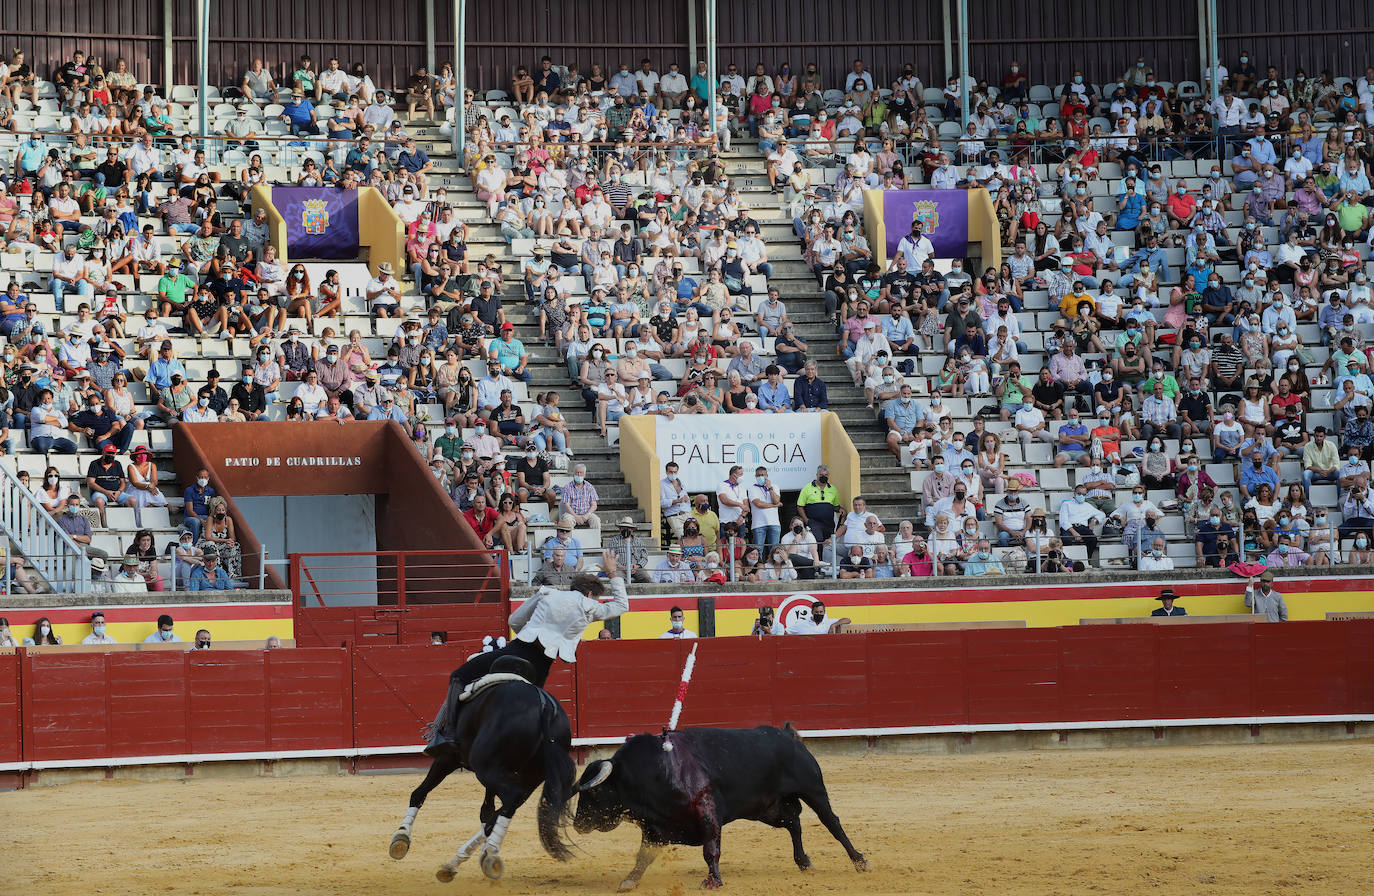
775;593;818;628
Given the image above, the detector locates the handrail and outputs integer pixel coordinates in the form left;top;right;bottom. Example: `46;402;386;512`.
0;463;91;594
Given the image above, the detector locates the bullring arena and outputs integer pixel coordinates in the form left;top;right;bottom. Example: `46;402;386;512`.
4;3;1374;894
6;742;1374;894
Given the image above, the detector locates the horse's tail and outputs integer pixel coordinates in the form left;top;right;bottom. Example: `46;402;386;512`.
536;735;577;861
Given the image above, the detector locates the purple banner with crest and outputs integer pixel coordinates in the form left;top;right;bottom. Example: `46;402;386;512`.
277;187;360;260
882;190;968;260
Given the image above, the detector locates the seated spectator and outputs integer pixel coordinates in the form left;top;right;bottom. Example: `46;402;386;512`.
963;539;1004;576
188;545;237;590
838;544;872;579
653;544;697;583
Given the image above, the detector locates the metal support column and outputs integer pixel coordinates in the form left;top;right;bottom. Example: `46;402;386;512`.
688;0;697;74
1208;0;1220;103
196;0;210;139
453;0;466;159
957;0;969;129
943;0;954;82
425;0;436;75
1196;0;1209;94
705;0;717;141
163;0;175;99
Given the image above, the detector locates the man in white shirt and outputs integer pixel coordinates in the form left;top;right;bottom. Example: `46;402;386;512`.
80;610;118;645
718;63;745;97
660;461;691;540
318;57;349;101
50;244;90;311
1137;536;1174;571
1058;484;1106;566
845;514;886;559
896;221;935;270
366;262;403;316
181;390;219;423
634;58;660;97
123;133;162;179
658;606;697;639
785;600;851;635
766;140;799;191
716;465;750;528
658;63;688;107
652;546;698;584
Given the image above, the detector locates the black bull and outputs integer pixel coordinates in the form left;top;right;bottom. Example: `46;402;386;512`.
573;724;869;889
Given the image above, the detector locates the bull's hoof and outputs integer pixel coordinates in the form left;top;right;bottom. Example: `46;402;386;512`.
700;876;723;890
852;855;871;873
480;852;504;880
617;878;640;892
435;865;457;883
389;831;411;860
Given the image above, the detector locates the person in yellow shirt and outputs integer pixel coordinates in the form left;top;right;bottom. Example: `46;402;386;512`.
690;494;720;548
1058;283;1095;322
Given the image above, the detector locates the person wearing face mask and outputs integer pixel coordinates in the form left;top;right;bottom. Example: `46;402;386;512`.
181;386;220;423
1110;486;1163;553
27;616;63;645
80;610;119;644
28;388;77;455
1059;485;1105;565
199;496;241;579
658;606;697;639
1193;506;1237;568
53;491;110;560
0;617;19;648
795;465;840;545
1244;570;1290;621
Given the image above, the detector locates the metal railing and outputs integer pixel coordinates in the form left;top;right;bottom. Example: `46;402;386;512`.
0;465;92;594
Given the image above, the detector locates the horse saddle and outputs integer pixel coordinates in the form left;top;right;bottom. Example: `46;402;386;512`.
459;654;538;703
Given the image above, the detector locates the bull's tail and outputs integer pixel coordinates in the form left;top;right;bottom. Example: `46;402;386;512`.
536;739;576;861
782;721;803;741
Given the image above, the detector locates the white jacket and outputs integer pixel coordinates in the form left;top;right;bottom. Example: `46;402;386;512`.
509;578;629;662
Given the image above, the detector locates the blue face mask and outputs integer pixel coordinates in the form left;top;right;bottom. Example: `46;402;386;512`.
1074;493;1086;504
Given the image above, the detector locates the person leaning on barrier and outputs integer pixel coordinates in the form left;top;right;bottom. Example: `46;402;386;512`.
1244;570;1290;622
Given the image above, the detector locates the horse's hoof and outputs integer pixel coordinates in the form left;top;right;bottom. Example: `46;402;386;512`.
389;831;411;860
435;865;457;883
700;876;723;890
617;879;640;892
480;852;504;880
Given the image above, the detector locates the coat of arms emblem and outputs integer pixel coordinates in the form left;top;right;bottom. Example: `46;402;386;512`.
302;199;329;235
913;200;939;234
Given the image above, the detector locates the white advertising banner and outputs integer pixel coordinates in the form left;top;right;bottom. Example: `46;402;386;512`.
654;415;825;492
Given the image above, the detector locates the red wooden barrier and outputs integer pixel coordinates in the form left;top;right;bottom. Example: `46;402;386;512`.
0;653;20;764
2;622;1373;768
263;648;352;752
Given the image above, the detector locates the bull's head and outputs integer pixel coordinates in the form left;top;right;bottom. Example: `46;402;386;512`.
572;760;623;834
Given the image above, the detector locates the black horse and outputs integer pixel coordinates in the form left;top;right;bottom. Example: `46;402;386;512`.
389;673;576;882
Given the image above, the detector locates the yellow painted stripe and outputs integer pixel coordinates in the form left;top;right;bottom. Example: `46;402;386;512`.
604;591;1374;639
26;619;294;647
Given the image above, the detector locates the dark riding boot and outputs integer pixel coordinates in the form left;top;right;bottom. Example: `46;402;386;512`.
423;685;465;760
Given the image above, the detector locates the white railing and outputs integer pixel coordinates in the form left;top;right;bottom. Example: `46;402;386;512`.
0;464;91;594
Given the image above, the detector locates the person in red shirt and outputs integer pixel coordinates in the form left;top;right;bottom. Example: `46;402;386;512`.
463;492;500;546
1090;415;1122;463
1166;181;1197;230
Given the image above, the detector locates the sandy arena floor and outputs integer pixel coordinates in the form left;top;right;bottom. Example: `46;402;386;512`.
3;741;1372;895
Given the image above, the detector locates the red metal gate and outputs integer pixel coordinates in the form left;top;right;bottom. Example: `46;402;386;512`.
289;551;511;647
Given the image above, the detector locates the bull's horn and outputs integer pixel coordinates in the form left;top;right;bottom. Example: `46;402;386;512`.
578;760;613;791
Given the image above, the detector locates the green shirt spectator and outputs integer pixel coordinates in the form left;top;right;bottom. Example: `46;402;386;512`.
157;271;196;307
